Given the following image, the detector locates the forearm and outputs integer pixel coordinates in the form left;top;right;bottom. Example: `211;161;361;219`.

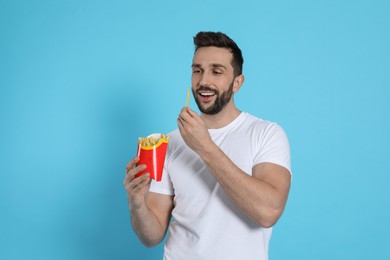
130;202;165;247
198;144;285;227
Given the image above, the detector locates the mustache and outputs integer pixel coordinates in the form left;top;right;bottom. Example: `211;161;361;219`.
196;85;219;94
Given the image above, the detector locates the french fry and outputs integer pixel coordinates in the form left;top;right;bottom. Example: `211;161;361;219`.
186;88;190;107
139;133;169;147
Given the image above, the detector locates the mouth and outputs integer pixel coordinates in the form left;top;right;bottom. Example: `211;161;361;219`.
198;90;216;102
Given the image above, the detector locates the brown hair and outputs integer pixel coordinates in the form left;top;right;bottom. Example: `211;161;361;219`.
194;31;244;77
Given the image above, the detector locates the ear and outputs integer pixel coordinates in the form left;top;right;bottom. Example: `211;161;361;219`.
233;74;244;93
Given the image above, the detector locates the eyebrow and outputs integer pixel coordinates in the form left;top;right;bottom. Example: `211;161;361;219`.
192;63;227;70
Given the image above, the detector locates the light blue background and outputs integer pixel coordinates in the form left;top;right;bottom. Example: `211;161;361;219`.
1;0;389;259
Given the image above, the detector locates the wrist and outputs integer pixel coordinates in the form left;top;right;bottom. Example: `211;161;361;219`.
129;199;148;215
198;141;220;162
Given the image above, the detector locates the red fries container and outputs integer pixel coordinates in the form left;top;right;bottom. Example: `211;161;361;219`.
136;133;169;182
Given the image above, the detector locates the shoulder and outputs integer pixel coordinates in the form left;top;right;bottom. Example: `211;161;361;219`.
166;129;186;155
167;129;182;144
241;112;284;134
240;113;289;147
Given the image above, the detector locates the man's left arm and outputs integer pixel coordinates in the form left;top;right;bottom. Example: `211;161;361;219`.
178;107;291;227
198;145;290;228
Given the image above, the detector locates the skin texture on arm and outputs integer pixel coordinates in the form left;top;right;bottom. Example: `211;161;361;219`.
178;107;291;228
124;157;174;247
197;145;290;227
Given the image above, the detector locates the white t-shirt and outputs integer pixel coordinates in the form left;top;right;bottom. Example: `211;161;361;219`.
150;112;291;260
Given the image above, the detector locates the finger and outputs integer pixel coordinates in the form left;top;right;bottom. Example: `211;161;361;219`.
177;117;184;128
179;108;196;126
186;107;203;124
177;118;186;136
131;172;150;188
131;164;146;179
126;157;139;172
135;175;151;191
124;164;146;184
178;116;192;135
131;175;151;194
178;108;190;122
125;172;150;191
181;106;188;113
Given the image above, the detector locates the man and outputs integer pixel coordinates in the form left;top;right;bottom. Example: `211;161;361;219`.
124;31;291;259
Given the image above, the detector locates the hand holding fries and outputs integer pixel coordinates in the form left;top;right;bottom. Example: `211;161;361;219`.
124;156;151;210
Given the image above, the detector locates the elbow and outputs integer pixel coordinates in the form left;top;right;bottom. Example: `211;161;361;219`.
258;218;278;229
141;238;163;248
135;229;164;248
255;207;284;228
144;242;158;248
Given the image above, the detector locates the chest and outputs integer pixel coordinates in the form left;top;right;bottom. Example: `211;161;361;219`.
167;132;256;208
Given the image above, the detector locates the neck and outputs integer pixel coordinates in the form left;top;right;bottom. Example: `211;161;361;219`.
200;100;241;129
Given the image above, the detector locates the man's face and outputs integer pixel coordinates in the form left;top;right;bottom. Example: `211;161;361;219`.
191;47;236;115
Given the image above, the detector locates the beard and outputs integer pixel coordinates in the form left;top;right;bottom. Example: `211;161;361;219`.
192;81;234;115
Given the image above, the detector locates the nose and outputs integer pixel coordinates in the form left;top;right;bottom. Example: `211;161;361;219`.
199;72;211;87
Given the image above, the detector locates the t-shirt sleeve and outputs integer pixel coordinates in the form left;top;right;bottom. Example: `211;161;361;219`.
149;165;174;195
253;123;291;173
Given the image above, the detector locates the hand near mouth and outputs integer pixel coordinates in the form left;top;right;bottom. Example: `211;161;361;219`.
177;106;214;153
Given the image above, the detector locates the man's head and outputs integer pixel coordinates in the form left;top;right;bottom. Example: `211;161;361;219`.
193;31;243;78
191;32;244;115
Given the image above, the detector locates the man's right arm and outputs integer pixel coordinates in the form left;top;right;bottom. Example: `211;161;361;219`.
125;157;174;247
131;192;173;247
